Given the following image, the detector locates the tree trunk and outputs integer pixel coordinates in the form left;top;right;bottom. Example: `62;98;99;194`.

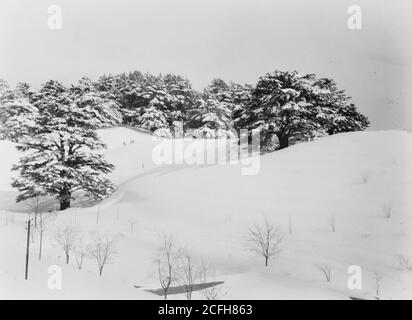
262;133;274;151
265;257;268;267
277;134;289;150
66;254;69;264
59;190;71;210
60;199;70;210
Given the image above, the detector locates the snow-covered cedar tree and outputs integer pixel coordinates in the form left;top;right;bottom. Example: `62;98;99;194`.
245;70;332;150
1;81;38;141
111;71;146;111
14;82;33;99
123;73;163;126
95;73;125;98
205;78;233;106
94;73;141;125
331;103;369;134
11;80;117;210
163;73;195;133
0;98;39;142
0;79;13;103
94;72;195;134
312;78;369;135
140;105;169;132
230;83;254;134
187;97;233;139
0;79;16;133
70;77;123;128
133;73;194;132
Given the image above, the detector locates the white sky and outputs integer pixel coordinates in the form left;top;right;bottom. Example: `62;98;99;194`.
0;0;411;130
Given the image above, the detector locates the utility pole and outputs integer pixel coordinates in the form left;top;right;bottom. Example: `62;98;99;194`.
25;218;32;280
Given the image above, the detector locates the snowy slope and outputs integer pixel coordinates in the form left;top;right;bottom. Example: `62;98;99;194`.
0;128;411;299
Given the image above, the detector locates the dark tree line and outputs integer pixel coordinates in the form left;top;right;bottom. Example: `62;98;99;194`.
89;70;368;146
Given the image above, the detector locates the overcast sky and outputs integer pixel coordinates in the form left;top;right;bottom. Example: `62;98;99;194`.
0;0;411;130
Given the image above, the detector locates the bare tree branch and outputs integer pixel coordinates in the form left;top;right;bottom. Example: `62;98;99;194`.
249;219;284;267
155;233;181;299
55;225;77;264
89;235;116;276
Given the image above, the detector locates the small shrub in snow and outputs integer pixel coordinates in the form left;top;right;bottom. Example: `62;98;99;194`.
328;214;336;232
155;233;181;299
395;255;412;271
200;262;225;300
74;238;86;270
55;225;77;264
382;203;392;219
179;251;202;300
89;235;116;276
249;219;284;267
317;264;333;282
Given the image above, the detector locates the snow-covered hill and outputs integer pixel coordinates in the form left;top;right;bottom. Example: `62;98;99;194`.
1;127;411;299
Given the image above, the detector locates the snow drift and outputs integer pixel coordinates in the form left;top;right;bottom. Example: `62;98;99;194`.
0;127;411;299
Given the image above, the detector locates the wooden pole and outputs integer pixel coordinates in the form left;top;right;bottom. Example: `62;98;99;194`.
25;218;31;280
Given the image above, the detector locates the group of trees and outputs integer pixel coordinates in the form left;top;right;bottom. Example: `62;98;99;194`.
234;71;369;150
55;224;116;276
92;70;368;148
0;69;369;210
84;70;369;146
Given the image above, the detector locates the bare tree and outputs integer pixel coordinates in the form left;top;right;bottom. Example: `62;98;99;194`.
74;237;86;270
395;255;412;271
328;214;336;232
155;233;181;299
55;225;77;264
373;272;382;298
89;236;116;276
383;203;392;219
249;219;284;267
200;262;224;300
317;264;333;282
180;251;201;300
